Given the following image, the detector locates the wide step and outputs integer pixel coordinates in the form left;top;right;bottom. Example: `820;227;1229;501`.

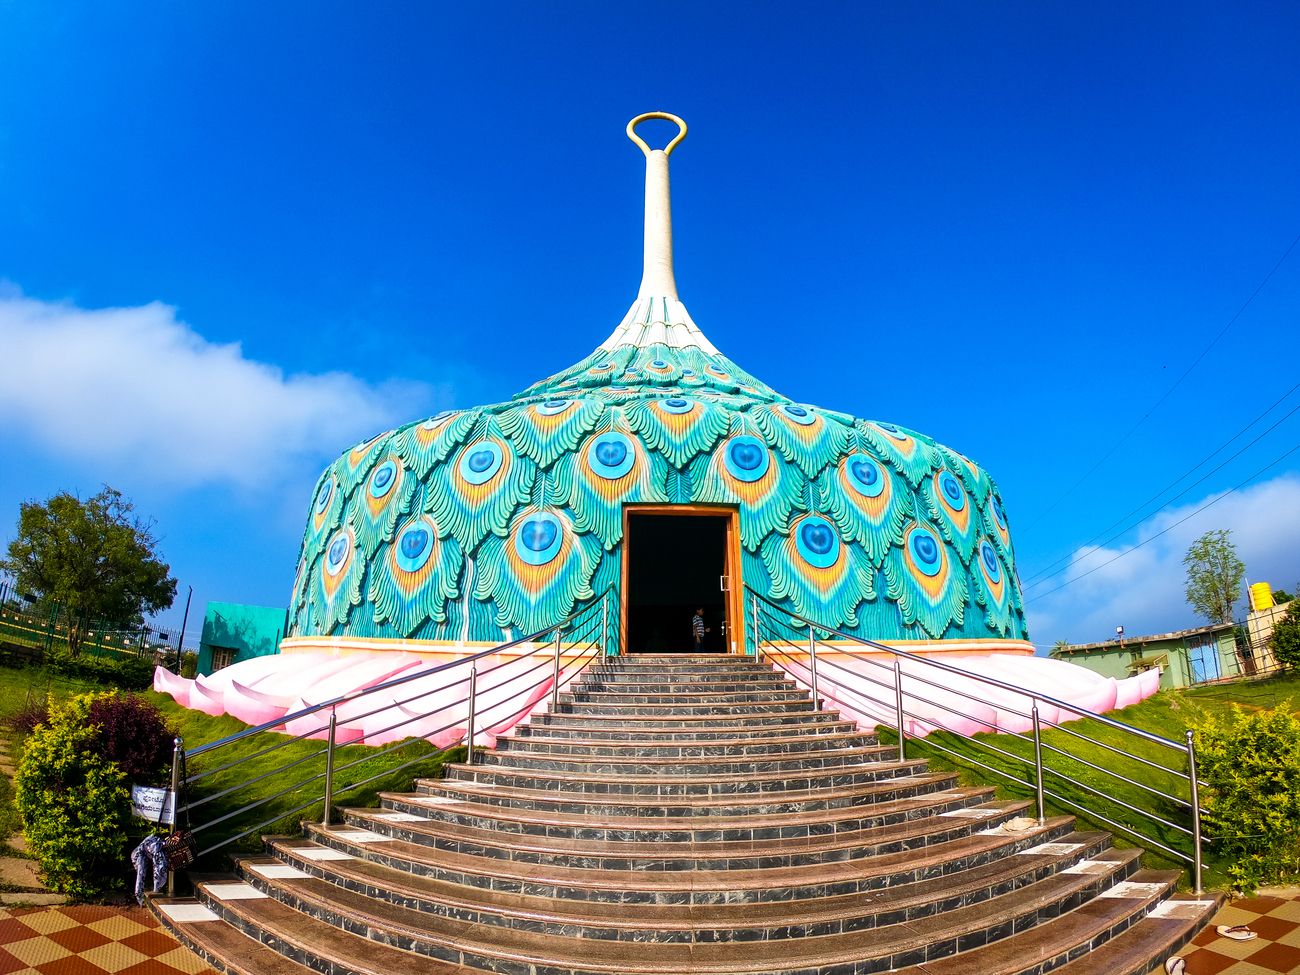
155;652;1212;975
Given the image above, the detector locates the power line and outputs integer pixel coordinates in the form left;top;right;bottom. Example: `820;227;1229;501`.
1020;383;1300;588
1023;229;1300;530
1022;442;1300;604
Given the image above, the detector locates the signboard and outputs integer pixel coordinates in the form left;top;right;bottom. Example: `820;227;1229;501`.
131;785;175;825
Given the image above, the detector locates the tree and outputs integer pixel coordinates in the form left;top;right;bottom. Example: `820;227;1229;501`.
1271;599;1300;671
1182;529;1245;625
1;487;176;655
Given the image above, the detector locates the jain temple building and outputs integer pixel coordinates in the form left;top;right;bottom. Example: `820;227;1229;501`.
154;114;1210;975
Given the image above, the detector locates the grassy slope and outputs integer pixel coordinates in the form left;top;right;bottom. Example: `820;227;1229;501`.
2;663;1297;889
147;692;458;865
892;672;1300;890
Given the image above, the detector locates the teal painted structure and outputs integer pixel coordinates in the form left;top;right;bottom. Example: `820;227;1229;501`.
286;324;1027;648
198;601;288;676
285;118;1029;650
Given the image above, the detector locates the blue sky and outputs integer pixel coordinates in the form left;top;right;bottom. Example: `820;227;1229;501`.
2;2;1298;648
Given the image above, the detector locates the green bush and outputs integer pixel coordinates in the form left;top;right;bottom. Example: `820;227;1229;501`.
1193;703;1300;892
1270;600;1300;671
15;693;133;900
46;649;152;690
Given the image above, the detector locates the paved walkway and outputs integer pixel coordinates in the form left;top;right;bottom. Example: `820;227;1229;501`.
0;891;1297;974
1164;888;1300;974
0;904;216;974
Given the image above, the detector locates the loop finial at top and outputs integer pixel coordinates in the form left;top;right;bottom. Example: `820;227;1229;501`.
626;112;688;157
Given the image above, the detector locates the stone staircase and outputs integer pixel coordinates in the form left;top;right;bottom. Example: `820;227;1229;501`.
154;653;1216;975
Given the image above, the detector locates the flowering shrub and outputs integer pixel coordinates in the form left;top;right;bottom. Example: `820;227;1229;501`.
1193;703;1300;892
15;691;174;899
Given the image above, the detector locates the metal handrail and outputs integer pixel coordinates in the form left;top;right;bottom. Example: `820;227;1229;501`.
165;589;613;886
746;586;1205;892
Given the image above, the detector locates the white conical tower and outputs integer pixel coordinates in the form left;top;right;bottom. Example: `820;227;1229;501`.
600;112;719;354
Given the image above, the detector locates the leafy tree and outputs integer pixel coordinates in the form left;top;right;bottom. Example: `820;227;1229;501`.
1;486;176;655
1182;529;1245;625
1271;599;1300;671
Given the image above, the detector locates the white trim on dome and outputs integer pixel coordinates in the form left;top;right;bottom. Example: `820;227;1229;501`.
599;293;720;354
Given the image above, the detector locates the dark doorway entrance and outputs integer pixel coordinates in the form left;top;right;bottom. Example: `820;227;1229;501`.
625;512;730;653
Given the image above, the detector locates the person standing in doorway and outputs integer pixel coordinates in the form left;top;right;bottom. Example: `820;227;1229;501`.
692;607;709;652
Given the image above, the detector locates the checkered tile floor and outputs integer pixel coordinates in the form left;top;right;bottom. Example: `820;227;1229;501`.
0;904;215;974
1161;890;1300;974
2;891;1298;974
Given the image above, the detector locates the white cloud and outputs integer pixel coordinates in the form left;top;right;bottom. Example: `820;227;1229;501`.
1024;474;1300;646
0;290;435;490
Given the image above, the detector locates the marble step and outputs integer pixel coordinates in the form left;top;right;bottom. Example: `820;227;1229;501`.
377;783;996;842
554;698;818;716
334;799;1032;870
414;769;961;817
558;687;811;704
530;708;843;731
495;728;880;756
191;855;1169;975
1049;894;1222;975
263;834;1130;943
474;741;897;775
514;716;860;740
297;817;1083;905
442;757;930;796
151;896;317;975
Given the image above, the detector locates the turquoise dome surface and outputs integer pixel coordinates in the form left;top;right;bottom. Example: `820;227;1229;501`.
286;115;1027;647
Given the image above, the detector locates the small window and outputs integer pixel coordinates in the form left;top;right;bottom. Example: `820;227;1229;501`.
210;647;236;672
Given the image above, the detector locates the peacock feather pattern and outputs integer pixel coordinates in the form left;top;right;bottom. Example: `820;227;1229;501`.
284;117;1028;648
819;451;912;568
369;513;463;634
921;468;979;567
882;520;970;639
761;514;875;626
472;507;602;634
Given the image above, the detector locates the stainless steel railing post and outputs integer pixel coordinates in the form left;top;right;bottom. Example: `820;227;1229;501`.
751;594;761;661
166;736;183;896
465;665;479;765
321;707;337;826
807;622;819;711
1186;729;1203;893
550;629;563;709
1032;702;1045;825
601;597;610;657
893;660;905;761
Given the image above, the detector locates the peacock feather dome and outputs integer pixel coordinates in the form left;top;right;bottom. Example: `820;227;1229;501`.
286;113;1027;649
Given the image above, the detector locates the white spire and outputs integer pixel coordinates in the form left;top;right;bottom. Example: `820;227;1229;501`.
599;111;719;354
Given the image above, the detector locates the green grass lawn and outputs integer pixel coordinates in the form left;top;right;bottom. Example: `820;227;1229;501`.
890;671;1300;890
0;661;1297;890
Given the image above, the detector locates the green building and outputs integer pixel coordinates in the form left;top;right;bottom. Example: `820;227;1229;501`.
1050;621;1241;691
197;601;289;676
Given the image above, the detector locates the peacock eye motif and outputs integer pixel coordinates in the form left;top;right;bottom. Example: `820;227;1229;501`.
394;521;435;574
908;527;942;577
845;454;885;498
795;515;840;569
991;496;1007;529
458;441;503;485
368;460;398;500
658;396;695;415
937;470;965;512
536;399;573;416
513;512;563;566
586;432;635;480
325;532;351;577
980;540;1001;582
781;404;816;426
315;479;334;514
723;435;771;482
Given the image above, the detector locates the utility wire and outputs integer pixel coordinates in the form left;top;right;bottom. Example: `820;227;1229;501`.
1023;229;1300;530
1020;383;1300;587
1023;442;1300;603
